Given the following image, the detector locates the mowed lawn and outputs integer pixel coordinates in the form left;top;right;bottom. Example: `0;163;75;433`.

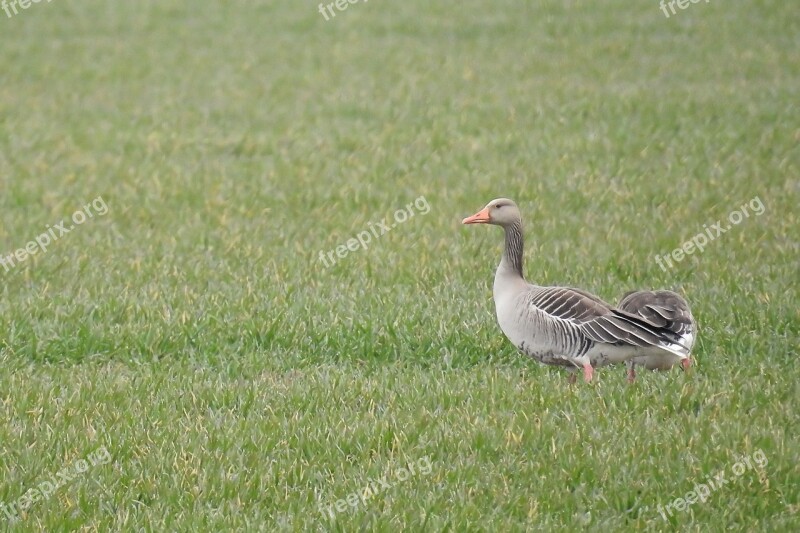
0;0;798;530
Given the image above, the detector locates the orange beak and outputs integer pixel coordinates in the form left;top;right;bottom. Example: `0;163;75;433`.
462;207;491;224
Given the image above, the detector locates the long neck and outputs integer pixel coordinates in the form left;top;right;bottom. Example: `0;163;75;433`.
499;221;525;279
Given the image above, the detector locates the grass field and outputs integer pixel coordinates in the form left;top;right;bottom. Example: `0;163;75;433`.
1;0;798;530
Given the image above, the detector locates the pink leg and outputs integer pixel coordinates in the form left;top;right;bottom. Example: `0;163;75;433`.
627;366;636;383
583;363;594;383
681;358;691;371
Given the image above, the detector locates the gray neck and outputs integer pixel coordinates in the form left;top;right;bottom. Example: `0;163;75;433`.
499;221;525;279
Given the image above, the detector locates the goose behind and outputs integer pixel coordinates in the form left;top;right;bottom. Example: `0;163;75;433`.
617;290;696;381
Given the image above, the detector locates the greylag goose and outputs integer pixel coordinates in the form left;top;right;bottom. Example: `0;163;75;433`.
617;290;695;382
462;198;693;383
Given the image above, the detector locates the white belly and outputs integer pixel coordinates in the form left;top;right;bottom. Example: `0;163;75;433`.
494;292;581;367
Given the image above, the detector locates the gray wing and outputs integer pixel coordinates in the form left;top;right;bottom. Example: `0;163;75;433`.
526;286;691;354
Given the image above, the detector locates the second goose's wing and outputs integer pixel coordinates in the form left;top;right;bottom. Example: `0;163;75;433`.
617;290;696;351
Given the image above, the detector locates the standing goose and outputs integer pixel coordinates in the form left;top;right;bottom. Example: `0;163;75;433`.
617;290;696;382
462;198;692;383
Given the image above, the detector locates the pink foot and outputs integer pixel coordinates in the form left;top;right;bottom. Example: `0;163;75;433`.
583;363;594;383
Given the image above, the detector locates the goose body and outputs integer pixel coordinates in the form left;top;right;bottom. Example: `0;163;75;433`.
617;290;696;380
463;198;693;383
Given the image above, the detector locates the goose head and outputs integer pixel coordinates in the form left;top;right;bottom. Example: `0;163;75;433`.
462;198;521;227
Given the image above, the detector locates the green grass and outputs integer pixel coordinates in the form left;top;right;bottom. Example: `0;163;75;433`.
0;0;798;530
